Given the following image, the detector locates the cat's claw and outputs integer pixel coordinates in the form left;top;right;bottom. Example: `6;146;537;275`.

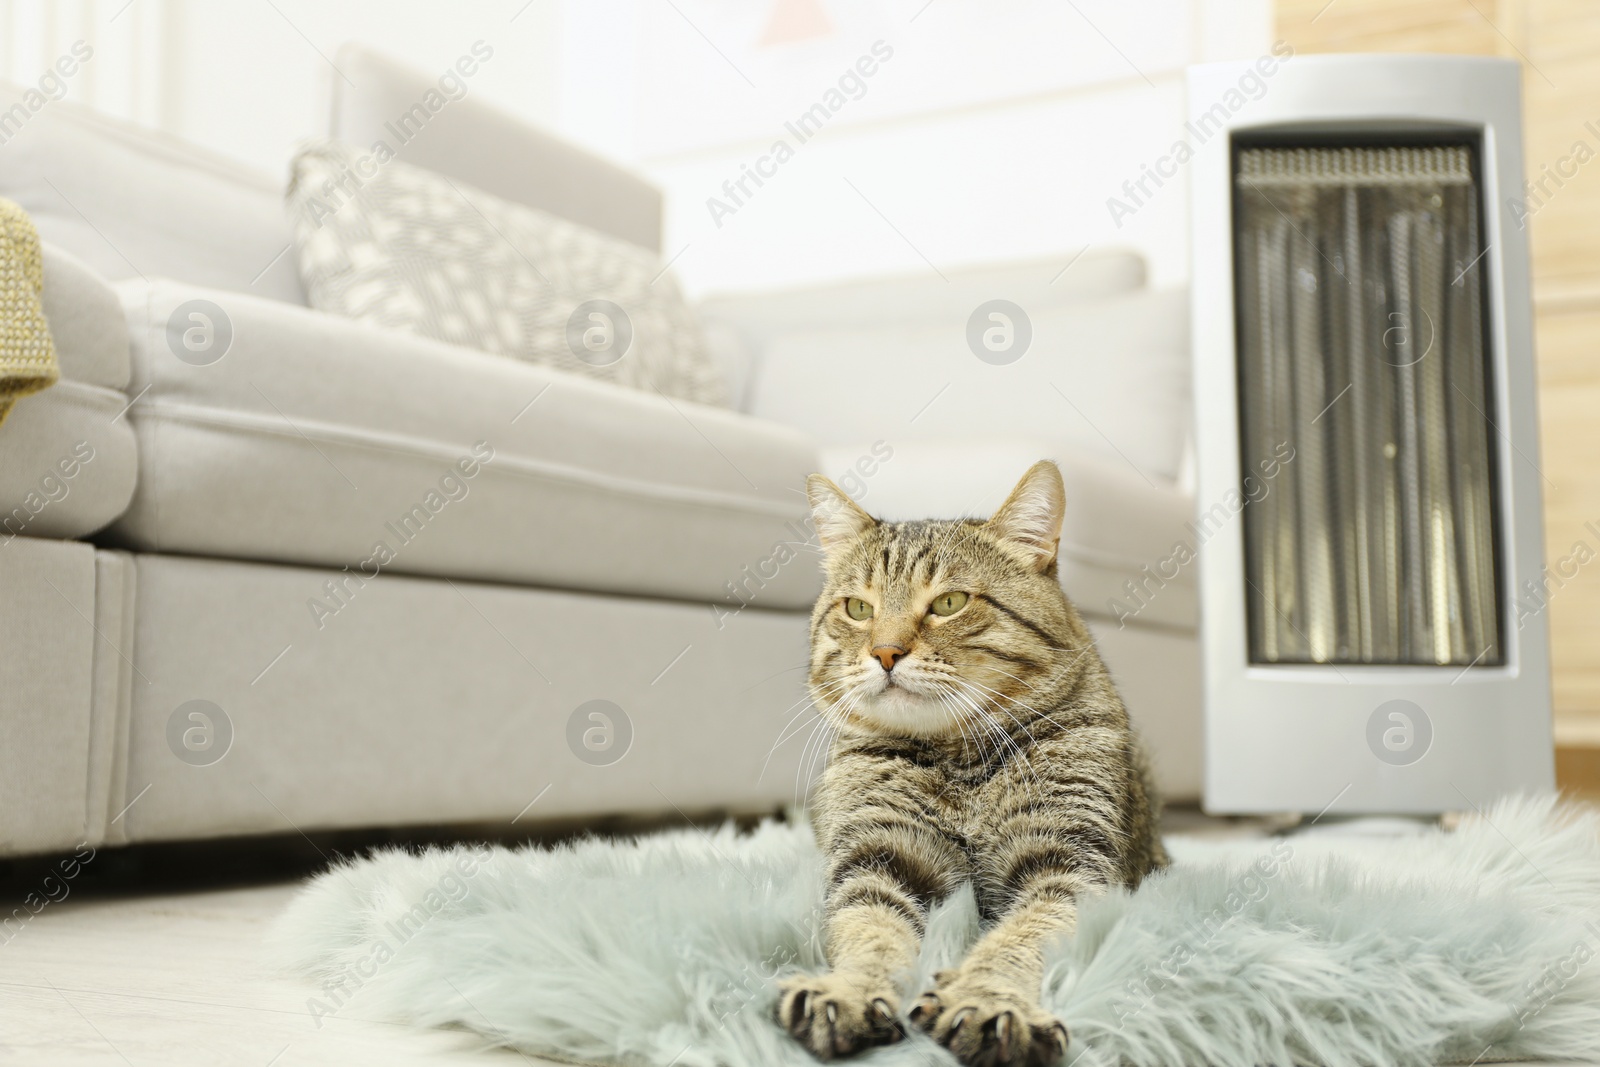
910;985;1067;1066
908;992;942;1026
777;973;903;1060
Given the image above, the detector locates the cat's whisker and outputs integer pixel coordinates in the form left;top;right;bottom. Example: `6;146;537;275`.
802;713;840;802
739;662;810;694
1037;644;1097;677
930;687;980;764
760;704;827;784
941;682;1013;770
794;689;849;804
777;677;851;723
953;675;1048;752
943;704;992;768
787;681;864;729
933;670;1037;788
929;683;975;748
977;662;1046;692
947;680;1043;788
978;707;1042;788
977;657;1079;707
764;683;851;763
959;674;1071;735
793;717;829;806
795;681;857;791
774;677;849;723
770;699;829;750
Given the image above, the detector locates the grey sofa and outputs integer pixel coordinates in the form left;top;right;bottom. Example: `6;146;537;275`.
0;48;1201;860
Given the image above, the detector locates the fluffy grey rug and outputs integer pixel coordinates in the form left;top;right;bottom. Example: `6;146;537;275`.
272;796;1600;1066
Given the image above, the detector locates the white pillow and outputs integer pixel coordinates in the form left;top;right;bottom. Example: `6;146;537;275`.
285;140;724;406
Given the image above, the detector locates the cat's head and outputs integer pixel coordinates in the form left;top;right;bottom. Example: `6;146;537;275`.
805;460;1082;740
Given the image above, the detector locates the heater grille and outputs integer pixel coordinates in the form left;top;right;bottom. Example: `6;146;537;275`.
1233;141;1502;666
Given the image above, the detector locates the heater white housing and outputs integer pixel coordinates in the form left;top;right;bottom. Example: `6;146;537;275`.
1188;54;1555;814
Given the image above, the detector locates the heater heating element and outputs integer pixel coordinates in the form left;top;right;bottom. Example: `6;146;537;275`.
1232;143;1502;668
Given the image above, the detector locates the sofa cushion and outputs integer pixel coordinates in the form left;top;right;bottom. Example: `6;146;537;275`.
0;244;137;541
0;85;305;305
111;278;822;608
286;140;724;406
42;244;129;389
819;439;1197;632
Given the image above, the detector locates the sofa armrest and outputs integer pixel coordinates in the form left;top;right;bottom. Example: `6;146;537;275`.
329;45;664;252
0;244;137;541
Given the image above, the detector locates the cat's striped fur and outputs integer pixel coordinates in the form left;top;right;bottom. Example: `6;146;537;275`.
778;461;1167;1066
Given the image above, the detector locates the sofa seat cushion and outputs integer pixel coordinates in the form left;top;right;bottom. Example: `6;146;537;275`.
112;279;822;608
0;245;137;541
820;439;1198;632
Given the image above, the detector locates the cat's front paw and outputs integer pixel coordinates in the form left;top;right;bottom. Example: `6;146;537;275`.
909;977;1067;1067
776;972;902;1060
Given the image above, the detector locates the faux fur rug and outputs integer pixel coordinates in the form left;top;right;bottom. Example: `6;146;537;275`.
271;796;1600;1067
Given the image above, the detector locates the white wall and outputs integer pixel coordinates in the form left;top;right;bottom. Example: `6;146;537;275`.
0;0;1273;296
0;0;562;181
557;0;1275;295
1;0;181;131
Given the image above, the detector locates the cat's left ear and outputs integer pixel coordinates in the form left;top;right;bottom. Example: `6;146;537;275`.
807;474;876;556
986;460;1066;572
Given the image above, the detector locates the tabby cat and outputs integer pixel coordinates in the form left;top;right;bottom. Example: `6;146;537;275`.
777;461;1167;1066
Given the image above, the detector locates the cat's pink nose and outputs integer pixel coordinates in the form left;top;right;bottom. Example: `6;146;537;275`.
872;645;908;671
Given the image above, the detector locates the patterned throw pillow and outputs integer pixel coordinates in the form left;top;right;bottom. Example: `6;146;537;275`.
285;140;725;407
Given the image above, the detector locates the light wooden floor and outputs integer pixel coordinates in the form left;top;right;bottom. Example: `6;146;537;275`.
0;882;559;1066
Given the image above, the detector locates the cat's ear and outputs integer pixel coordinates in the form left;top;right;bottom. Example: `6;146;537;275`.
986;460;1066;572
807;474;875;555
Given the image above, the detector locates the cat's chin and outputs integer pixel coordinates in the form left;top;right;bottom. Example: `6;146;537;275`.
851;685;963;739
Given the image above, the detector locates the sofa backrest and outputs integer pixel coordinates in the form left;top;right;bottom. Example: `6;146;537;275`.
327;44;663;253
0;84;306;305
697;254;1193;484
696;251;1146;355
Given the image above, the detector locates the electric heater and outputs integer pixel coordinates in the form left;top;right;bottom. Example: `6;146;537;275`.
1188;55;1555;814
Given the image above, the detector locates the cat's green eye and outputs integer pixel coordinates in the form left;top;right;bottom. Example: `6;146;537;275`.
844;597;874;621
929;591;969;617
